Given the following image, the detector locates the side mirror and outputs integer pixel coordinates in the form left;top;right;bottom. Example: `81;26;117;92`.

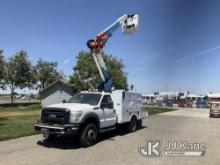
100;103;105;109
62;100;66;103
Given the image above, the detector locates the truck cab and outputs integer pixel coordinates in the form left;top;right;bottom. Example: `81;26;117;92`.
35;90;146;147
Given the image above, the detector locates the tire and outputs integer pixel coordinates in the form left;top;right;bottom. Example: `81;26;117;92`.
137;119;142;129
128;116;137;132
79;123;97;147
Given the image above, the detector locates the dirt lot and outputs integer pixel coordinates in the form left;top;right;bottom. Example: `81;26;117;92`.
0;108;219;165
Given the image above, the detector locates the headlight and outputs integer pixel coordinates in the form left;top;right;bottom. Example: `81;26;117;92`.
70;111;82;121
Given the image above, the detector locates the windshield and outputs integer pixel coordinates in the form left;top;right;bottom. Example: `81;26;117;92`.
68;93;102;105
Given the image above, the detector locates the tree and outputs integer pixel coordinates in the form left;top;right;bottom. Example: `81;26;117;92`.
69;51;128;91
0;50;6;89
33;58;63;90
5;50;33;104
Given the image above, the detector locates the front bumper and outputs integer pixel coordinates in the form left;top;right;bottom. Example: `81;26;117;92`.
35;122;79;135
210;113;220;117
210;110;220;117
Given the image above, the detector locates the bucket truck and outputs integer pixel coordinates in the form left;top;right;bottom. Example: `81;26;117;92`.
35;14;147;147
86;14;139;92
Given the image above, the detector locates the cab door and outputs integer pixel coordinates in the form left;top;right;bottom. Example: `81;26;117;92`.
100;95;117;128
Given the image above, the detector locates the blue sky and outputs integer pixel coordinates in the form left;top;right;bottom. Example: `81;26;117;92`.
1;0;220;94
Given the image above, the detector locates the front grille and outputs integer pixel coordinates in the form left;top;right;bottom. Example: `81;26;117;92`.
41;108;70;124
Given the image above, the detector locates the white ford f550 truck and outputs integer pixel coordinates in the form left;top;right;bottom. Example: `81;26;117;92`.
35;90;146;146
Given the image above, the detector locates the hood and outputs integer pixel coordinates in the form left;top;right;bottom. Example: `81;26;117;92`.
46;103;95;111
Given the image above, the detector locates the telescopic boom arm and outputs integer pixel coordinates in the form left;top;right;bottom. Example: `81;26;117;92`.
87;14;139;92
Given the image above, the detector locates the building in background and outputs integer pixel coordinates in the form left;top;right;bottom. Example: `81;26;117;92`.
142;91;208;108
186;94;206;104
142;94;155;105
40;80;75;107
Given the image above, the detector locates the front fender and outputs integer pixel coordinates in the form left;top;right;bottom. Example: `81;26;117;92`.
80;112;100;131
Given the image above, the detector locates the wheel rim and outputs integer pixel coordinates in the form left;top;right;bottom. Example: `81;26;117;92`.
86;128;96;144
130;118;136;131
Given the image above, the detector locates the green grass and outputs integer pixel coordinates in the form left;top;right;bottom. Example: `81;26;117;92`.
0;105;41;141
146;106;177;115
0;104;40;112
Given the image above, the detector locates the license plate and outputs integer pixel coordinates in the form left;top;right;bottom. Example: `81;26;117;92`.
41;128;49;133
41;128;49;135
41;129;50;138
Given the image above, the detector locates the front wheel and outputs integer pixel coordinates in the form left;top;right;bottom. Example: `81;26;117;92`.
79;123;97;147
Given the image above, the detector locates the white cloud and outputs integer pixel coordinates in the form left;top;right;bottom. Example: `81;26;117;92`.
173;45;220;65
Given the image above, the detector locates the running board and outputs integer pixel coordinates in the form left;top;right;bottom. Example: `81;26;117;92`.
100;126;116;133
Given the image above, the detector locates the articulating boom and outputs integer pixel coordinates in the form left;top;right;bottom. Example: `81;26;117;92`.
87;14;139;92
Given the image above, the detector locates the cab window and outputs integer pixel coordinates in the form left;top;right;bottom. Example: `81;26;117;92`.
100;95;113;109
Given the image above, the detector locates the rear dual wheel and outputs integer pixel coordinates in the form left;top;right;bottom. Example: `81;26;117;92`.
128;117;137;132
127;117;143;132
